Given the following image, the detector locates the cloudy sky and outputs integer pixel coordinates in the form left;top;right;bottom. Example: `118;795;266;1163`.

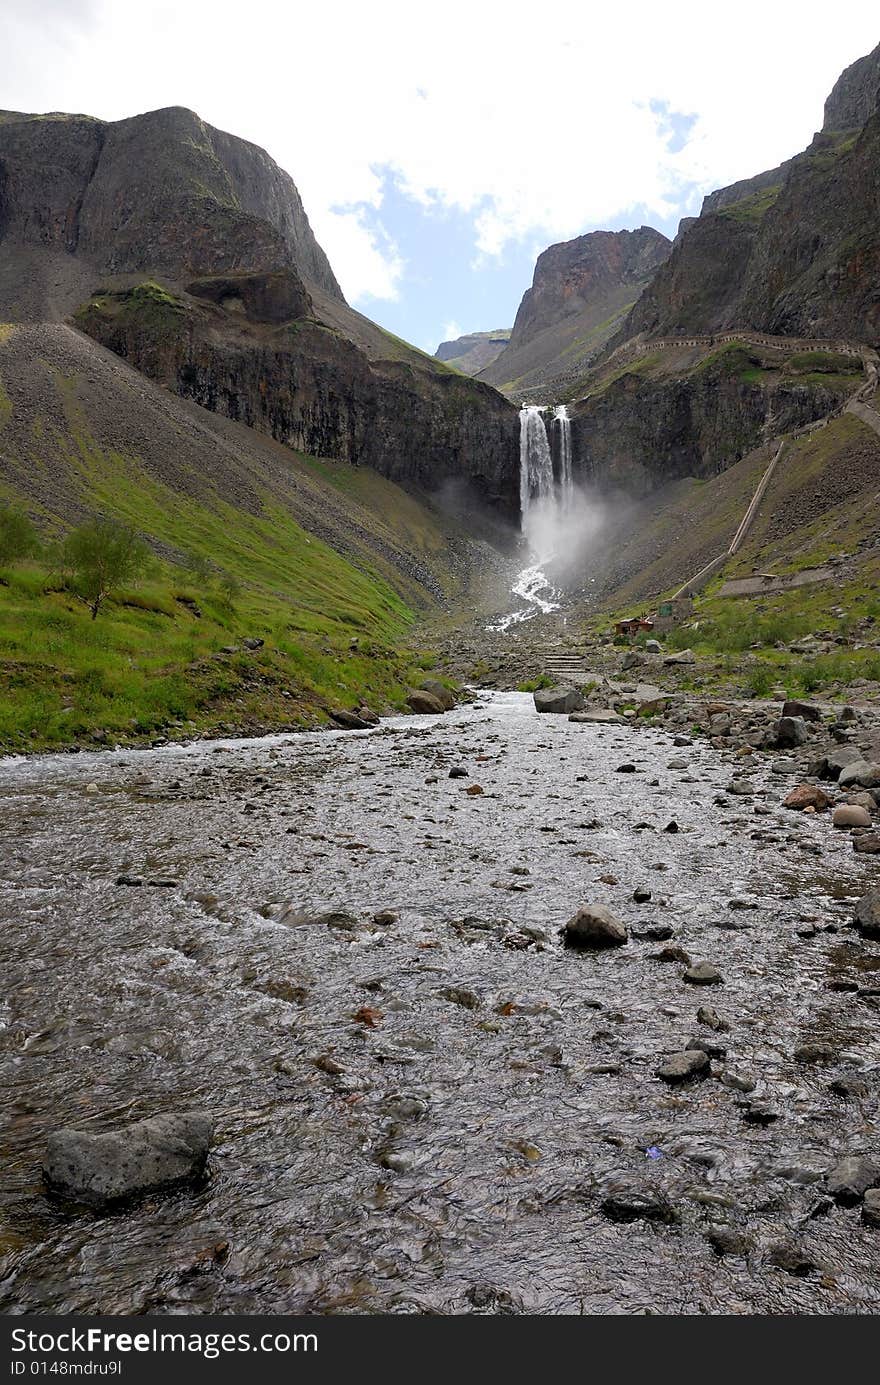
2;1;878;350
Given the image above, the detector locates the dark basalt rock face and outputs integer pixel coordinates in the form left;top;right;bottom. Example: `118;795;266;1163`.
569;357;850;495
0;106;342;293
76;285;521;516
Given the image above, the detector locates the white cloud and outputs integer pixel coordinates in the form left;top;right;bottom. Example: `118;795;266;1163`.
3;0;879;299
312;208;404;302
442;320;462;342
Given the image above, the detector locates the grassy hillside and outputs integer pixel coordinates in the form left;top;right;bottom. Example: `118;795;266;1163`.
0;320;476;752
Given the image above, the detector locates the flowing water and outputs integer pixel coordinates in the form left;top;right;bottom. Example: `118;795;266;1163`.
1;694;878;1314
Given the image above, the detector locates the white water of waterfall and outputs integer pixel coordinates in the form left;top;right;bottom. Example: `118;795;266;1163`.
555;404;573;507
489;404;576;632
518;406;555;523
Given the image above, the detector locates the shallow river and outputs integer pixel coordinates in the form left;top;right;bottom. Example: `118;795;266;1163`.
1;693;878;1314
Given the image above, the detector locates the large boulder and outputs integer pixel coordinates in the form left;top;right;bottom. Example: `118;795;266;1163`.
781;699;822;722
564;904;627;949
44;1111;214;1208
663;649;695;666
775;716;809;748
329;709;372;730
815;746;862;780
839;761;880;789
419;679;456;711
534;686;585;714
407;689;446;715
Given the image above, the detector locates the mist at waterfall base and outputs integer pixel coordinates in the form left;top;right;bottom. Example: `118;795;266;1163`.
488;405;608;632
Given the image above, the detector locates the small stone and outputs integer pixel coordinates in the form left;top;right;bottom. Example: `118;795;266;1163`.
854;889;880;937
826;1155;880;1205
853;833;880;854
794;1043;837;1064
862;1189;880;1227
683;962;723;986
656;1049;710;1083
449;766;469;779
697;1006;729;1031
828;1074;869;1099
633;886;652;903
600;1181;678;1222
616;763;637;774
564;905;628;949
706;1226;751;1257
767;1240;815;1276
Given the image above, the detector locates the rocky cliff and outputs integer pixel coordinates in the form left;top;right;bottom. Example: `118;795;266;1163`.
0;107;341;292
435;329;510;375
622;44;880;348
480;226;671;396
0;106;520;514
569;344;856;494
823;40;880;132
75;279;520;516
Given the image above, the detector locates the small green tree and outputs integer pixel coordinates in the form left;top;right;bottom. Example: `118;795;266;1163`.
63;520;149;619
0;507;40;566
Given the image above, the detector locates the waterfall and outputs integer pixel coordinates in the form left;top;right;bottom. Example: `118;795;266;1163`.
518;406;554;523
554;404;573;508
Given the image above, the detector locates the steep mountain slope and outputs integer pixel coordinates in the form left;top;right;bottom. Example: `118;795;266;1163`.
0;107;520;514
480;226;671;397
0;315;507;749
622;43;880;347
435;329;511;375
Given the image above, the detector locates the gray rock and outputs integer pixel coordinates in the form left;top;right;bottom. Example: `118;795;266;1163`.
44;1112;213;1207
767;1240;815;1276
706;1226;751;1257
839;760;880;789
656;1049;710;1083
645;640;662;654
329;709;372;730
564;904;627;949
775;717;809;749
663;649;695;666
727;779;756;796
419;679;456;711
826;1155;880;1205
568;709;621;723
600;1181;678;1222
863;1189;880;1227
816;745;862;780
853;833;880;854
833;804;872;828
685;1036;727;1059
781;699;821;722
720;1070;757;1093
853;888;880;937
534;685;585;714
407;690;446;715
683;962;723;985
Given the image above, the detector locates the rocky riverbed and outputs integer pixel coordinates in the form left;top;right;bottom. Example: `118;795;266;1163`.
1;691;879;1314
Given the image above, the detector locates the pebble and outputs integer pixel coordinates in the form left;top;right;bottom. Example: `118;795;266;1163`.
683;962;723;986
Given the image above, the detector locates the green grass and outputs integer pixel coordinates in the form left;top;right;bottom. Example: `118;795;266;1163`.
0;410;432;751
718;184;781;223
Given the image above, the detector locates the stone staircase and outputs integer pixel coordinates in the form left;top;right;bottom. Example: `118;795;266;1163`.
540;650;592;685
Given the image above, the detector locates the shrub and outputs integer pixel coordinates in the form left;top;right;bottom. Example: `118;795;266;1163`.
63;520;150;619
0;507;40;566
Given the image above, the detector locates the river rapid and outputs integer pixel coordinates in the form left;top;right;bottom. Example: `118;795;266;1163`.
1;692;878;1314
